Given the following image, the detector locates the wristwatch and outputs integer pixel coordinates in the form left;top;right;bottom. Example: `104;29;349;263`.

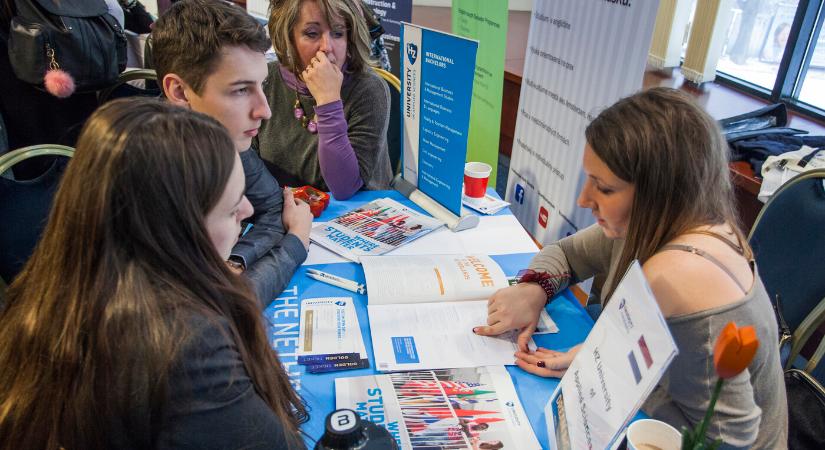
516;269;560;304
227;256;245;271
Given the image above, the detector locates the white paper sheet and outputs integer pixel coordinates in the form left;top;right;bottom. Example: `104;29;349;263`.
369;300;528;372
546;262;678;450
361;254;508;306
296;297;366;361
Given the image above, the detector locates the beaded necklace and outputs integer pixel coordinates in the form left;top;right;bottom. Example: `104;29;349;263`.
292;88;318;134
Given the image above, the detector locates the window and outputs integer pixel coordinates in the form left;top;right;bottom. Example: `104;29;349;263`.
715;0;825;121
797;20;825;110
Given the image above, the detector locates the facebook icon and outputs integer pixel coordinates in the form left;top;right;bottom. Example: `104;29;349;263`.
514;184;525;205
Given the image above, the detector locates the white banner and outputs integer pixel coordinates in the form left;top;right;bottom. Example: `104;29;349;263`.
401;24;423;186
506;0;660;244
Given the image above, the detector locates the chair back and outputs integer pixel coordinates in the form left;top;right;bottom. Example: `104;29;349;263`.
0;108;8;157
0;145;74;284
371;67;401;176
749;169;825;377
749;169;825;329
97;69;161;104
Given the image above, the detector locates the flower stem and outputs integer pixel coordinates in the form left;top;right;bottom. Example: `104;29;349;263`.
695;378;724;446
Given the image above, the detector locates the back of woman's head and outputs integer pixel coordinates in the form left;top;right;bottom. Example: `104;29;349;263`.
585;88;743;293
0;98;306;449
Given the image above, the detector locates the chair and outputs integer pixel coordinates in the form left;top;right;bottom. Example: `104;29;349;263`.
0;108;8;157
371;67;401;176
748;169;825;377
0;145;74;285
97;68;161;104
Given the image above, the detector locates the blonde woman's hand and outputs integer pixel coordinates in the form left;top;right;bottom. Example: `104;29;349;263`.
302;51;343;106
514;345;581;378
473;283;547;352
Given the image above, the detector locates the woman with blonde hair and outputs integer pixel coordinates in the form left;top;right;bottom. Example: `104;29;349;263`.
475;88;788;448
255;0;393;200
0;98;308;449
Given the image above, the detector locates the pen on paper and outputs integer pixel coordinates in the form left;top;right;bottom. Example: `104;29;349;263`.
306;271;366;294
307;269;363;289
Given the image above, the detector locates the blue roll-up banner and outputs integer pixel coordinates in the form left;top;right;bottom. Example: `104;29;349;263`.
401;23;478;216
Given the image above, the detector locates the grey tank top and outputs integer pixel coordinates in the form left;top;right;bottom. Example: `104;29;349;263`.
645;231;788;449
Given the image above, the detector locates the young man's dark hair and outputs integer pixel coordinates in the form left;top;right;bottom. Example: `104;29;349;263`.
152;0;270;94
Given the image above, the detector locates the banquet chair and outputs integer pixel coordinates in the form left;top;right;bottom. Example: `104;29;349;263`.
748;169;825;377
97;68;161;104
371;67;402;176
0;145;74;284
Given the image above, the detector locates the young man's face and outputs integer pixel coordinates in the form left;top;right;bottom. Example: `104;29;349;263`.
185;45;271;152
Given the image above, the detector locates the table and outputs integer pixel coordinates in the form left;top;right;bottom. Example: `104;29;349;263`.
266;189;596;449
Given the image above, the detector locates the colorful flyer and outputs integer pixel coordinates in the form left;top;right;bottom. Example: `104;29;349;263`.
336;366;541;449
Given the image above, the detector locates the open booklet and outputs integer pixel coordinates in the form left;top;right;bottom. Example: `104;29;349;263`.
546;261;678;450
362;254;557;372
310;198;444;262
336;366;541;450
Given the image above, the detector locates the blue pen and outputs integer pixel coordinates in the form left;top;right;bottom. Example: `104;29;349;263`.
241;223;253;236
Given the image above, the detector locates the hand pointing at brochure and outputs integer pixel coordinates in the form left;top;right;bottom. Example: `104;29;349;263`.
473;282;547;352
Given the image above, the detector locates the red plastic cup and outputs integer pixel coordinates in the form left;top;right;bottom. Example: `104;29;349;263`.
463;162;492;199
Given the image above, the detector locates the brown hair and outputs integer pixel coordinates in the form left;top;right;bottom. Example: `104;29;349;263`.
0;98;306;449
585;87;750;299
152;0;271;94
268;0;374;74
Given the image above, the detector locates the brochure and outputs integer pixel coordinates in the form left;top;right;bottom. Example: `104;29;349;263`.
462;193;511;215
310;198;444;262
296;297;369;373
545;261;678;450
362;254;557;372
336;366;541;450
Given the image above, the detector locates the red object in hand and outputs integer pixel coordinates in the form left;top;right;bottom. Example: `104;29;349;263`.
291;185;329;217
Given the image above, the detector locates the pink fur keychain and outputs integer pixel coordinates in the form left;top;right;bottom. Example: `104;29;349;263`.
43;44;75;98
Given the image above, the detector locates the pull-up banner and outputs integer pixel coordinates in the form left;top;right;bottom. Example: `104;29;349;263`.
401;23;478;216
363;0;413;76
452;0;509;188
505;0;660;244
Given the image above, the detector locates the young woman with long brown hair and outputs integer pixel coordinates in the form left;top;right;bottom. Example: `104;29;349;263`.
475;88;787;448
0;98;307;449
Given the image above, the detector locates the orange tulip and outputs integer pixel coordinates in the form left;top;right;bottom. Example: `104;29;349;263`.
713;322;760;379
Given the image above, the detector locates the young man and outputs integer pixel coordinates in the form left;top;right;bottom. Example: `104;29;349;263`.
152;0;313;303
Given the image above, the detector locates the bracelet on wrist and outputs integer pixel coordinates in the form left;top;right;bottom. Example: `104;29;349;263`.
515;269;568;304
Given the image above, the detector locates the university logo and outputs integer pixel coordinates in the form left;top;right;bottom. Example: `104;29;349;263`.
538;206;548;228
514;184;525;204
335;300;346;307
406;43;418;65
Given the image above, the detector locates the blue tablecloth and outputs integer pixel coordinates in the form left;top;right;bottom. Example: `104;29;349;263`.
266;190;596;449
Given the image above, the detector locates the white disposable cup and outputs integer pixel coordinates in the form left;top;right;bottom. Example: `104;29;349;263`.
626;419;682;450
463;162;492;199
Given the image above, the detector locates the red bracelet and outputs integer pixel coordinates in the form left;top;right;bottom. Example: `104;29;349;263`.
516;269;568;303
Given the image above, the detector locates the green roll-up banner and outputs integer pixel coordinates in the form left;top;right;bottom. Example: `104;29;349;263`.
451;0;509;187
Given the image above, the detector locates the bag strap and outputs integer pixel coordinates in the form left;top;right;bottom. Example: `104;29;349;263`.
799;147;823;168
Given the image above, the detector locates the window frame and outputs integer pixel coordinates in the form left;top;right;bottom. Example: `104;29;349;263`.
714;0;825;122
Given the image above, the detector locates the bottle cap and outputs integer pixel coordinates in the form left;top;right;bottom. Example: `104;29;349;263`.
319;409;365;449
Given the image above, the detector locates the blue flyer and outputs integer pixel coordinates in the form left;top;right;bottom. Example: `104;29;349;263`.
401;23;478;216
